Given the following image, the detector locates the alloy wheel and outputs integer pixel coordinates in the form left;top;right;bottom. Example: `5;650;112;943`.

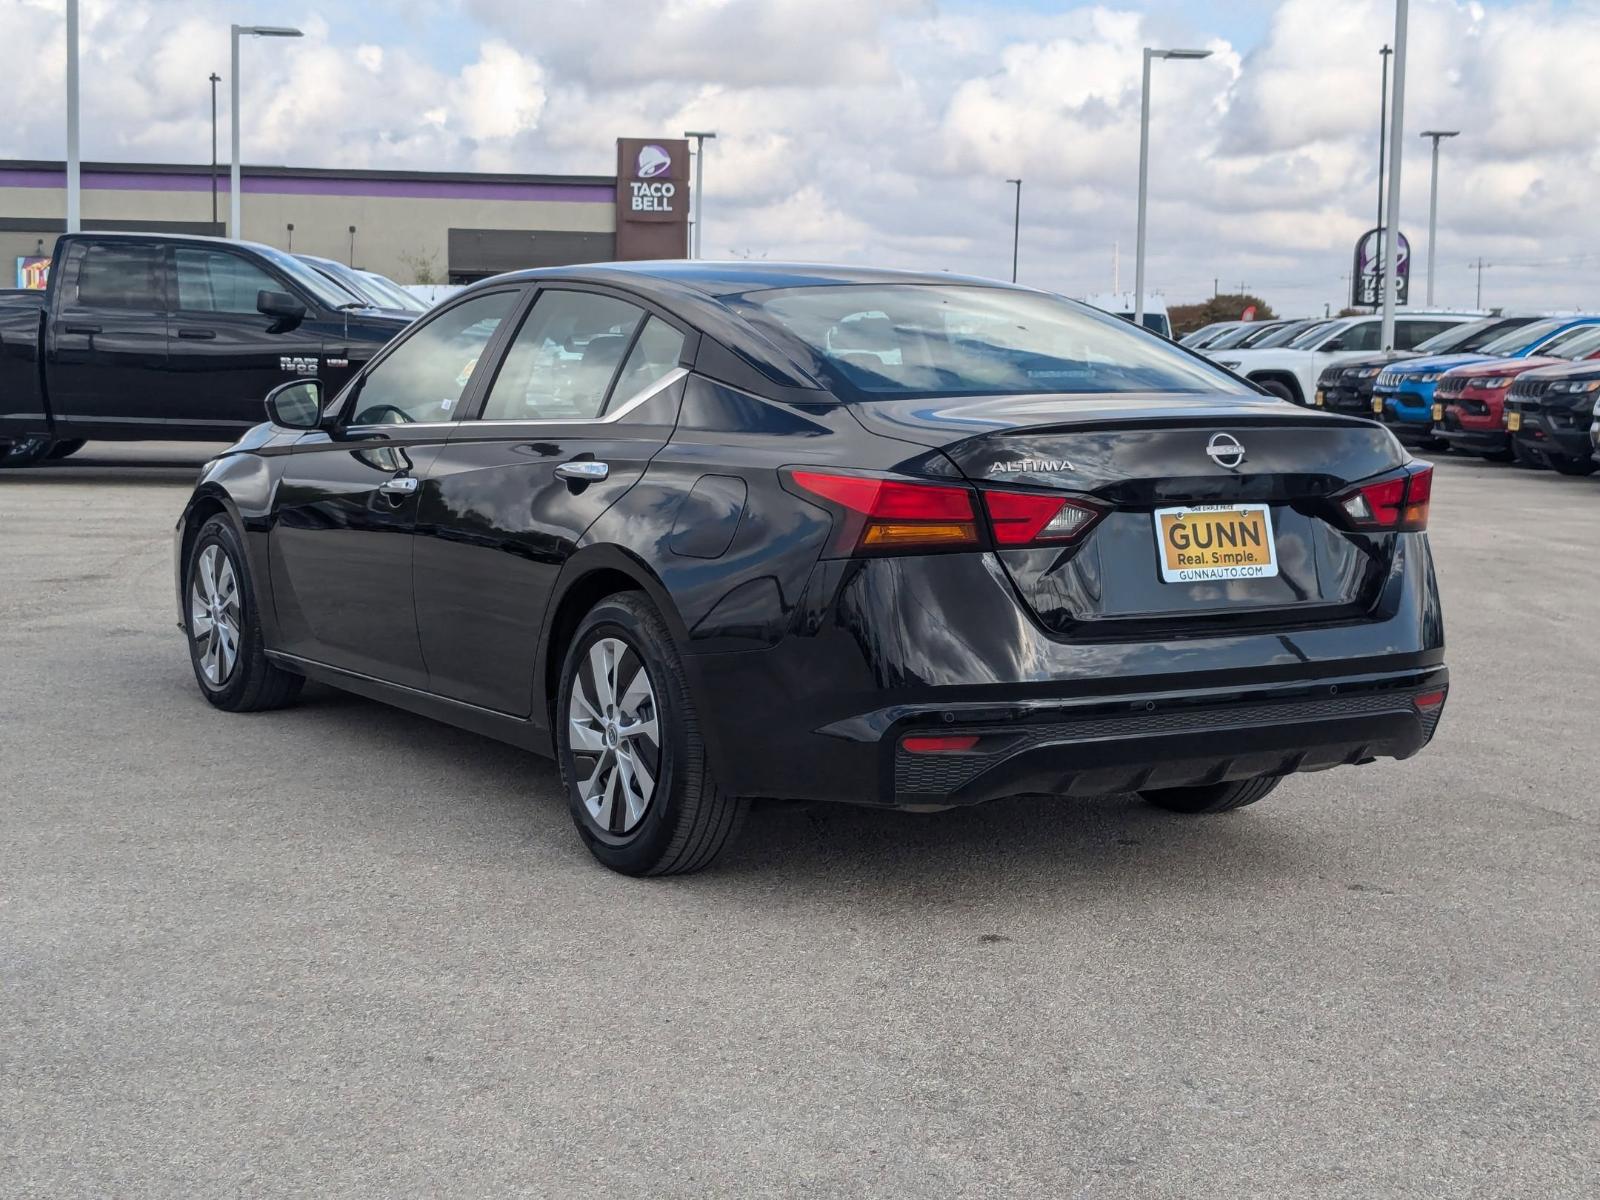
189;544;242;686
568;636;661;835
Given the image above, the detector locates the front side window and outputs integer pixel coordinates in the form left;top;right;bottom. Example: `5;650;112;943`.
347;289;517;424
71;242;165;310
174;248;282;315
728;285;1236;399
479;290;647;421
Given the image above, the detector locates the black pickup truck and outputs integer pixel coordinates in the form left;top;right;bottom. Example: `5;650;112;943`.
0;232;413;467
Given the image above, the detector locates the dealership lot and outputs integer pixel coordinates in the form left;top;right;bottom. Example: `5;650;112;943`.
2;445;1597;1197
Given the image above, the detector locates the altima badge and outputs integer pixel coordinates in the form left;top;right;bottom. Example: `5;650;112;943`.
1206;432;1246;470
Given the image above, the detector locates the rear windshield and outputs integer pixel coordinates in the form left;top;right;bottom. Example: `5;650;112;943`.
728;284;1235;399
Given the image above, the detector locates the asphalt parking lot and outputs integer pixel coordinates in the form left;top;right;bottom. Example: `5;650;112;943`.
3;442;1597;1198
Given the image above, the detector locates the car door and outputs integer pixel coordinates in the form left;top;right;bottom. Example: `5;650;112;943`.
266;287;521;688
165;244;326;437
43;238;170;435
413;287;693;715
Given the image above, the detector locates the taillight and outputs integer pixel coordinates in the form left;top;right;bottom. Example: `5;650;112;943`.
1333;463;1432;532
982;490;1105;546
786;470;982;554
902;734;981;754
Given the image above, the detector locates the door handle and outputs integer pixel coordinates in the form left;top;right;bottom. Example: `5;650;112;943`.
555;461;609;482
378;475;419;496
63;324;101;335
176;327;217;340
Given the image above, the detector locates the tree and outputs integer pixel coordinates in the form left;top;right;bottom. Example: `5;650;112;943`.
1168;294;1277;337
398;250;441;285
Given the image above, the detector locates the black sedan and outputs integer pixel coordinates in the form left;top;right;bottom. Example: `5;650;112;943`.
174;263;1449;875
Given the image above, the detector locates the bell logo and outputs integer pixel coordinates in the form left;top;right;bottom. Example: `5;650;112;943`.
636;144;671;179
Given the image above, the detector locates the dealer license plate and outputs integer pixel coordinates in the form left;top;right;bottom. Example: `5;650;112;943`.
1372;397;1386;415
1313;391;1325;407
1154;504;1279;584
1432;403;1444;422
1507;411;1522;431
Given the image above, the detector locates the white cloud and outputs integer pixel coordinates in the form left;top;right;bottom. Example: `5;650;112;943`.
1;0;1596;314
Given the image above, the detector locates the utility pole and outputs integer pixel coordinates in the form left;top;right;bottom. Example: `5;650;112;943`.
1471;257;1486;308
66;0;81;232
1005;178;1022;283
1380;3;1409;350
1420;130;1459;306
209;73;221;226
1213;277;1219;298
1373;45;1392;309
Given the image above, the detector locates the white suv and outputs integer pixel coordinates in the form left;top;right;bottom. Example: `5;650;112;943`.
1211;313;1478;404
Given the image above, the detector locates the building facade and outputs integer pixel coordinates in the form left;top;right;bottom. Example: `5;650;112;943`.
1;138;692;288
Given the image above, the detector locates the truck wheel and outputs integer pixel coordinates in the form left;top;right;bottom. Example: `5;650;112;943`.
1141;776;1280;814
47;439;87;460
0;436;56;468
556;592;746;876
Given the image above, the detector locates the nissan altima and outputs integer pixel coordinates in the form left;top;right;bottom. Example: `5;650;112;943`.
174;263;1449;875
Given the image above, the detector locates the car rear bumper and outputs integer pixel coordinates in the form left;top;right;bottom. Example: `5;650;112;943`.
686;539;1447;808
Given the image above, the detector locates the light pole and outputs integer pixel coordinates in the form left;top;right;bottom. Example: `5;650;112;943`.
209;73;221;226
230;24;302;239
1373;44;1392;309
1135;47;1212;328
683;130;716;259
65;0;80;233
1006;178;1022;283
1379;1;1409;350
1420;130;1458;306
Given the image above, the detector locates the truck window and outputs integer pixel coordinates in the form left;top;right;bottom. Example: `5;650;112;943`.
174;248;284;315
71;242;165;310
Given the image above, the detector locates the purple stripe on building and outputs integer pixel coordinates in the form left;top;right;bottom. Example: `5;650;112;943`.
0;169;613;204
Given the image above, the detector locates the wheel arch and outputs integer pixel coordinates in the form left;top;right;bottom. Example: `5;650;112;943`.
536;545;691;736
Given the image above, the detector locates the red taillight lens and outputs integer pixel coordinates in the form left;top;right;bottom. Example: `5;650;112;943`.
1414;689;1446;711
1335;463;1432;532
786;470;981;554
982;490;1105;546
902;735;981;754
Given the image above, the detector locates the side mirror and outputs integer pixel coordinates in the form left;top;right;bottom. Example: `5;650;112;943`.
257;289;307;324
265;379;324;430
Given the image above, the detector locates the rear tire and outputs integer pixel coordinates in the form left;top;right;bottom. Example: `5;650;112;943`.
1140;776;1280;814
0;435;56;468
184;515;303;712
556;592;745;876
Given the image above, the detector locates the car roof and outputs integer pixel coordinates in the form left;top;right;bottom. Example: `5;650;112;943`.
485;260;1030;300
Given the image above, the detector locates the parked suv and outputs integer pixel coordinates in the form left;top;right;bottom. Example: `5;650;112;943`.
1313;316;1541;416
1212;313;1476;405
1497;356;1600;474
1375;317;1600;448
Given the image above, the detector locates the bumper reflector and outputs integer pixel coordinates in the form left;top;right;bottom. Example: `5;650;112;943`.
902;735;981;754
1414;689;1446;711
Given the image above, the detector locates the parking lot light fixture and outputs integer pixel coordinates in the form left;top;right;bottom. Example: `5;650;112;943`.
1135;47;1212;327
683;131;717;259
1420;130;1460;306
229;24;303;239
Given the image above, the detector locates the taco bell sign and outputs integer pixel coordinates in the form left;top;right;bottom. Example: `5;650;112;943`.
1352;228;1410;308
615;137;689;260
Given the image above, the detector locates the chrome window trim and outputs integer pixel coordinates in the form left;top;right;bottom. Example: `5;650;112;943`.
467;366;689;427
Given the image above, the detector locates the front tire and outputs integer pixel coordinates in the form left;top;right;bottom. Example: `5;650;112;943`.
47;439;87;460
556;592;744;876
1552;456;1598;477
1256;379;1297;404
184;515;303;712
1140;776;1280;814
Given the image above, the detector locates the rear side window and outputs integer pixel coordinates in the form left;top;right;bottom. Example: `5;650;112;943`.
480;290;647;421
610;318;686;409
174;248;282;315
70;242;164;310
1395;320;1455;350
347;289;517;424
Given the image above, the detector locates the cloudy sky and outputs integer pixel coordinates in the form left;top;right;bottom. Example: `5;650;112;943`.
5;0;1598;315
